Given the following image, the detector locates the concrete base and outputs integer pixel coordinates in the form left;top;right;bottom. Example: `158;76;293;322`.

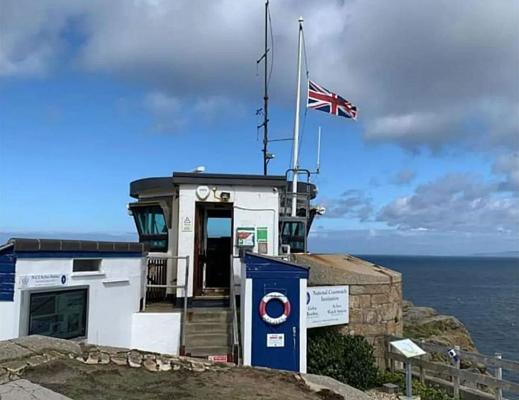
0;379;72;399
398;396;421;400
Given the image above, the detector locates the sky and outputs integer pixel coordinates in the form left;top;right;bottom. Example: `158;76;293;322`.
0;0;518;256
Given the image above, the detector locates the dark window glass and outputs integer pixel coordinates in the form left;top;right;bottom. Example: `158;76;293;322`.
29;289;87;339
132;205;169;251
73;259;101;272
280;221;306;253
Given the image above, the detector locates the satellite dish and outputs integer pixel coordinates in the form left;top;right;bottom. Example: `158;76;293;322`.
192;166;206;173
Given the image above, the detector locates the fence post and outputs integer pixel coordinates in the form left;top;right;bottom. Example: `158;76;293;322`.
388;339;395;373
419;339;425;384
452;345;460;399
495;352;502;400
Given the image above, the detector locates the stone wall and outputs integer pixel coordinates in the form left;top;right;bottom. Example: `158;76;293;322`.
292;253;403;366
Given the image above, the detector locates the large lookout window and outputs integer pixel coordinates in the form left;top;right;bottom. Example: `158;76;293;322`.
132;204;169;252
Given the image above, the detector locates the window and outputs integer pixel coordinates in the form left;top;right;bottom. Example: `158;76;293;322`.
29;289;87;339
280;220;306;253
132;205;169;251
73;259;101;273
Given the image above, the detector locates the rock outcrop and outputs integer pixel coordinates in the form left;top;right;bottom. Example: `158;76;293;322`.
402;300;477;352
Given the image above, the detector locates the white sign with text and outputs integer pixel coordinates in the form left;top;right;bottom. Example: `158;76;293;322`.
307;286;349;328
19;274;69;289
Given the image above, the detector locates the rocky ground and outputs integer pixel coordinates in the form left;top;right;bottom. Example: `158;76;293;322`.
0;335;370;400
403;300;477;352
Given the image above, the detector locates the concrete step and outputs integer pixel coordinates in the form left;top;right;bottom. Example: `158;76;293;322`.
185;322;230;334
186;332;230;347
186;308;231;323
186;345;231;358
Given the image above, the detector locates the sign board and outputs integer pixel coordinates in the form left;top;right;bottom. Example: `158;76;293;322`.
267;333;285;348
208;354;228;363
390;339;426;358
19;274;68;289
256;227;268;243
182;216;192;232
237;227;255;247
307;286;349;328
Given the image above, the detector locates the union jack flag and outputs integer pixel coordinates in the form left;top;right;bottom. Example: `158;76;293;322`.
307;80;358;120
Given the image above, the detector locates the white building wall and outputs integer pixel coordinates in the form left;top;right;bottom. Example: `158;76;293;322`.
131;312;181;355
176;184;279;297
0;256;144;349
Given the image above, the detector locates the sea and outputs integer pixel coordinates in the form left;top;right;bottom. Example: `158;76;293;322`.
359;255;519;395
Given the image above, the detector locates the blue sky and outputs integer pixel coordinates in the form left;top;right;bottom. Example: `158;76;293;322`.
0;0;518;255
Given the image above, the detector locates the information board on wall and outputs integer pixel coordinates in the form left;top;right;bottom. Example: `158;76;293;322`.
19;274;69;289
307;286;349;328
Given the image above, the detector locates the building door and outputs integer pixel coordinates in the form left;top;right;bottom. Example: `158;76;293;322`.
194;202;233;296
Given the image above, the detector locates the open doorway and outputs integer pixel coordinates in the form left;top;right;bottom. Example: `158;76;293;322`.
194;202;233;297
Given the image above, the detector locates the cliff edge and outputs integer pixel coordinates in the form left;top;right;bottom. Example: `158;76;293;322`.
403;300;477;352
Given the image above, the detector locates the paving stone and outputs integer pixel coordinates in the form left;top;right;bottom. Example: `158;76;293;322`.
1;359;28;374
26;355;47;367
128;351;142;368
99;352;110;365
0;367;9;384
0;379;72;399
110;354;128;366
85;352;100;365
143;358;158;372
12;336;81;356
0;342;33;363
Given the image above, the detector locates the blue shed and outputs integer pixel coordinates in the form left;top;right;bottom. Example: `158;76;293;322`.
241;253;308;373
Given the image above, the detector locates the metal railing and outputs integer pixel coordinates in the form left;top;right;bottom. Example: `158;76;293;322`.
229;255;241;364
143;255;190;355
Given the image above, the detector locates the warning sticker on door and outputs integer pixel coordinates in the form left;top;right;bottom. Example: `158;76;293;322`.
266;333;285;348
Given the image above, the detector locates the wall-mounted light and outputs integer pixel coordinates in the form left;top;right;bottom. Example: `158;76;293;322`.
220;192;231;202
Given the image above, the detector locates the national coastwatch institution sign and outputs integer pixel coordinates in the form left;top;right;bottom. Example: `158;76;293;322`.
307;285;349;328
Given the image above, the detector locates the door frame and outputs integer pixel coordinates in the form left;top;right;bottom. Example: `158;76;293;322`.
193;201;234;297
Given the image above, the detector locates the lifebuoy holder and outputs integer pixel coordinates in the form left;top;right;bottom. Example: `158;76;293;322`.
259;292;291;325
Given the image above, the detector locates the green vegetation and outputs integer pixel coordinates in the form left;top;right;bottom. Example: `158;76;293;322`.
379;370;454;400
307;328;379;390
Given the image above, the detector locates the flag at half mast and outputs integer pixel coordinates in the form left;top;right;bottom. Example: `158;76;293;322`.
307;80;358;120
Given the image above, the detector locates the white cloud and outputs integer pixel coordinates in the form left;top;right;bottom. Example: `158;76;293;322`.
378;174;519;234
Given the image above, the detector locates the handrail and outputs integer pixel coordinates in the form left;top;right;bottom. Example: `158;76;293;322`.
385;335;519;397
144;255;190;355
229;254;241;364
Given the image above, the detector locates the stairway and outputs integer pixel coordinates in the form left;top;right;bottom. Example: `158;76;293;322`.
184;308;232;358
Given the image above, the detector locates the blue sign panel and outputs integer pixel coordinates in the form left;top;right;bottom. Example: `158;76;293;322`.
0;255;16;302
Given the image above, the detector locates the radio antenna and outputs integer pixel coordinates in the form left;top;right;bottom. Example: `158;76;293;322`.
257;0;271;175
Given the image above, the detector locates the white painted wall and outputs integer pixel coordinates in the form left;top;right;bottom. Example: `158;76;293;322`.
131;312;181;355
0;256;145;349
176;184;280;297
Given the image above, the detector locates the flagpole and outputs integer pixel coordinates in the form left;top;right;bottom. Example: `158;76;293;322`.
291;16;304;217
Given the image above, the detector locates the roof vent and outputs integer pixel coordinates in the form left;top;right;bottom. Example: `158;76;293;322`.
192;166;206;173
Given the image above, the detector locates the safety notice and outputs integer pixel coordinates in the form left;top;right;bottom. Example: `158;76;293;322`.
266;333;285;348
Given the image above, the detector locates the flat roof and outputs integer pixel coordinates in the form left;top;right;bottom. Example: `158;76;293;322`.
0;238;144;254
130;171;287;198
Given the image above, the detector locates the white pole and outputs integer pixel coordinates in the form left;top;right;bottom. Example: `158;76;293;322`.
316;126;321;174
291;16;304;217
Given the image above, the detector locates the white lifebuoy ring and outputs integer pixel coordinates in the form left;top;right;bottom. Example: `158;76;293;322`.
259;292;291;325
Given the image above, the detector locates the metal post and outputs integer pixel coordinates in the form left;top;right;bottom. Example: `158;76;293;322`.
453;345;460;399
262;0;269;175
406;360;413;399
180;255;190;355
419;339;425;384
495;352;502;400
316;126;321;174
291;17;304;217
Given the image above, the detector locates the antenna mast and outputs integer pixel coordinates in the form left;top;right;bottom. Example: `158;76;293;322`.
257;0;271;175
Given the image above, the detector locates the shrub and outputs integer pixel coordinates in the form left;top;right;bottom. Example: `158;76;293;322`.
307;328;379;390
378;370;454;400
